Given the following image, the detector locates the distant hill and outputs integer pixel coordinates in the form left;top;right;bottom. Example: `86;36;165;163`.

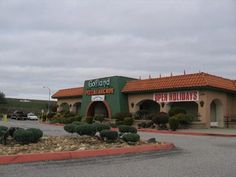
0;98;57;115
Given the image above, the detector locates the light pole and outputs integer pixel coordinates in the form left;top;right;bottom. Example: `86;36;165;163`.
43;86;51;114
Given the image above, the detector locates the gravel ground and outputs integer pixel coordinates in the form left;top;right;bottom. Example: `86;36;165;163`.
0;120;236;177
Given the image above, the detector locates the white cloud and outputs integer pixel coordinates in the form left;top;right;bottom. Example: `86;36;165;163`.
0;0;235;99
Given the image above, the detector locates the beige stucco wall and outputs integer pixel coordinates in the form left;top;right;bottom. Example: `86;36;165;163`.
127;90;236;128
57;97;82;113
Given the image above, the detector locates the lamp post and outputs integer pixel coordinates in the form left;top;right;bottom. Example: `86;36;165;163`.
43;86;51;114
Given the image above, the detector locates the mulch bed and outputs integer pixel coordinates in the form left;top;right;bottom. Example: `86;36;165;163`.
0;136;163;155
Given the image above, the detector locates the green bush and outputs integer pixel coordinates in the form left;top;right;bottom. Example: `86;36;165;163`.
118;125;137;134
113;112;132;121
122;133;140;143
0;126;8;136
92;123;110;132
64;124;78;134
13;128;43;144
152;112;169;125
169;107;186;117
76;124;96;136
64;112;76;118
47;112;56;119
94;115;105;123
123;117;134;126
100;130;118;142
27;128;43;143
134;110;153;120
169;117;179;131
72;121;85;126
115;120;124;126
174;113;193;126
50;115;82;124
13;129;33;144
85;116;94;124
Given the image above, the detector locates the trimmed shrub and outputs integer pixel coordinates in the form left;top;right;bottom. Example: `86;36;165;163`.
72;121;85;126
92;123;110;132
169;107;187;117
85;116;94;124
8;127;22;137
13;129;33;144
0;126;8;136
134;110;153;120
100;130;118;142
118;125;137;134
64;124;78;134
64;112;76;118
76;124;96;136
169;117;179;131
50;115;82;124
0;126;8;131
152;112;169;125
174;113;193;126
13;128;43;144
113;112;132;121
47;112;56;119
122;133;140;143
123;117;134;126
115;120;124;126
27;128;43;143
138;121;147;129
94;115;105;123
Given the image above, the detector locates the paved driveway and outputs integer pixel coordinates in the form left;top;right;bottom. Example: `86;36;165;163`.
0;119;68;136
0;120;236;177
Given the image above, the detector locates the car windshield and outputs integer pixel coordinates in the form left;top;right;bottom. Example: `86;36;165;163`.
28;113;35;116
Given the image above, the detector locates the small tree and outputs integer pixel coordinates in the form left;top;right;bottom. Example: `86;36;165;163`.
0;91;7;105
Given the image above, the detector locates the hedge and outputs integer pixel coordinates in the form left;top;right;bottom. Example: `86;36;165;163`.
100;130;118;142
118;125;137;134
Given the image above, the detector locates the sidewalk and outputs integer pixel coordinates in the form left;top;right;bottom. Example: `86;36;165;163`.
138;128;236;137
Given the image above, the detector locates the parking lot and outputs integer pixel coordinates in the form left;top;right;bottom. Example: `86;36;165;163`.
0;120;236;177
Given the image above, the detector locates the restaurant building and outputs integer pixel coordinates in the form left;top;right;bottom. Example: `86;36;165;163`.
52;72;236;128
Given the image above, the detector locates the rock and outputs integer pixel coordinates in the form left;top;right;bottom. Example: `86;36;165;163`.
127;141;136;145
147;138;156;143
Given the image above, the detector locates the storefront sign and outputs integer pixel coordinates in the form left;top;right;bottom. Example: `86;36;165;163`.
86;88;114;96
91;95;105;102
153;90;199;102
88;78;111;88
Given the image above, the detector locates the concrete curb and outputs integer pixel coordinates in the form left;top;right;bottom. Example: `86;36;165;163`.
40;122;64;126
138;129;236;137
0;143;175;165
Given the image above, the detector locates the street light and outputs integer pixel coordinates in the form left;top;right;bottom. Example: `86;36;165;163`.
43;86;51;114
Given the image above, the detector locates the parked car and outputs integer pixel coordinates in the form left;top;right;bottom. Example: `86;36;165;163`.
27;113;38;120
11;111;27;120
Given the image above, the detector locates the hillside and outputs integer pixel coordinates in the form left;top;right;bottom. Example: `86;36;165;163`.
0;98;57;114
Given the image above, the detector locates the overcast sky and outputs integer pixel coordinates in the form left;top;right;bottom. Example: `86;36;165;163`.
0;0;235;100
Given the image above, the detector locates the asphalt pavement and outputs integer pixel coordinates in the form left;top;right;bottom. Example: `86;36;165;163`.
0;120;236;177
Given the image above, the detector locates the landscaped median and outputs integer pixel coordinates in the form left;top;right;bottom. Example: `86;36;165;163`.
0;142;175;165
0;123;175;165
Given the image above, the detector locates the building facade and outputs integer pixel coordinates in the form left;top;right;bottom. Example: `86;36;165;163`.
52;72;236;128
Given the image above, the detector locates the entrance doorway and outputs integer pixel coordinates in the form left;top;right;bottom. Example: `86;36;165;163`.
59;103;70;112
168;101;198;121
73;102;81;115
210;99;223;127
87;101;110;118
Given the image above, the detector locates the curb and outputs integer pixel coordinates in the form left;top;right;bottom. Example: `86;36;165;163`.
0;143;175;165
138;129;236;137
40;122;64;126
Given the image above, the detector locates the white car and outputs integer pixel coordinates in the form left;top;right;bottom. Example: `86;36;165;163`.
27;113;38;120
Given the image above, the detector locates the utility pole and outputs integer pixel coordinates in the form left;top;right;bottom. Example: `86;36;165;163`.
43;86;51;114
